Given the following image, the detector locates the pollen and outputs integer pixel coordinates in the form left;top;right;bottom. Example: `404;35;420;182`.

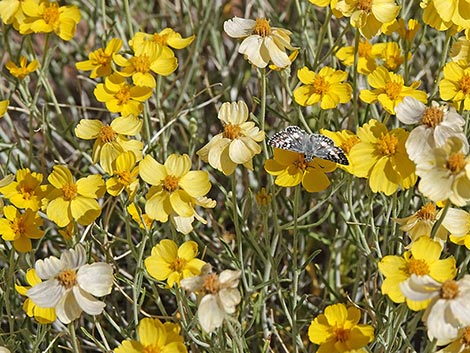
334;327;350;342
461;326;470;346
384;82;403;100
132;55;151;73
43;2;60;25
253;18;271;37
57;269;78;289
20;186;33;200
115;85;132;105
294;155;309;170
153;33;169;46
421;106;444;128
416;203;437;221
311;76;330;96
407;258;430;276
163;175;179;192
116;171;132;185
341;136;360;154
12;217;27;236
357;0;372;12
170;257;187;272
91;48;111;66
459;74;470;95
377;133;398;156
446;152;466;174
440;279;459;299
223;124;241;140
358;41;372;57
203;273;220;294
99;125;117;143
62;183;78;201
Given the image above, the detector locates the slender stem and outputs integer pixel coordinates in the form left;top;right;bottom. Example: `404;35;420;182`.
259;68;269;160
291;185;301;353
231;174;247;290
68;323;81;353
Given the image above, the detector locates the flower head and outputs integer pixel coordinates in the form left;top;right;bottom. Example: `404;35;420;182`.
0;206;43;252
5;56;39;79
145;239;206;288
75;38;122;78
0;168;46;211
308;303;374;353
439;61;470;110
320;128;360;174
441;207;470;249
294;66;352;109
114;317;187;353
26;244;113;324
129;28;195;58
106;151;140;198
0;0;35;30
335;39;379;75
197;100;264;175
436;327;470;353
224;17;297;68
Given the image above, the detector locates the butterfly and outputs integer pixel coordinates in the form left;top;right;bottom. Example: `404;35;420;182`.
268;126;349;165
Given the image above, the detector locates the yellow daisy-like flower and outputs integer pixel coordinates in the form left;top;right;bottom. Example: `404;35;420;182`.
439;61;470;110
309;0;343;17
0;205;43;252
264;148;337;192
197;100;264;175
15;269;56;324
421;0;453;31
308;303;374;353
294;66;352;109
106;151;140;198
139;154;213;224
372;42;407;71
75;38;122;78
320;128;360;174
335;0;400;38
94;73;152;117
45;165;105;227
0;0;36;30
145;239;206;288
5;56;39;79
348;119;416;195
335;39;379;75
74;115;143;175
360;66;427;114
0;168;45;211
378;236;457;311
129;28;195;58
0;100;8;117
114;317;187;353
430;0;470;28
20;0;81;41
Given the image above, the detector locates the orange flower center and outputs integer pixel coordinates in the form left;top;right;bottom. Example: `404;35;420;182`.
377;133;398;156
421;106;443;128
57;269;77;289
461;327;470;346
163;175;179;192
203;273;220;294
153;33;169;46
459;74;470;95
407;258;429;276
334;327;350;342
143;345;161;353
447;152;466;174
170;257;187;272
115;85;132;105
116;170;132;185
294;155;309;171
357;0;372;11
43;2;60;25
91;48;111;66
416;203;437;221
12;216;27;236
358;41;372;57
20;185;34;200
341;136;360;154
253;18;271;37
440;280;459;299
100;125;117;143
223;124;241;140
311;76;330;96
132;55;151;73
62;183;78;201
384;82;402;101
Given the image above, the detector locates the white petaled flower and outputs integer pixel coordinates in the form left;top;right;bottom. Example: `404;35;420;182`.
26;244;113;324
223;17;297;68
180;264;241;333
400;274;470;345
441;207;470;248
0;347;11;353
436;327;470;353
415;136;470;207
395;97;468;163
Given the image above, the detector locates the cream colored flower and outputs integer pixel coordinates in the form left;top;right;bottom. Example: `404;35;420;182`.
441;207;470;249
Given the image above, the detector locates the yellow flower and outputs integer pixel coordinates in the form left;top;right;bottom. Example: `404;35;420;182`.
382;18;420;42
421;0;453;31
0;0;36;30
0;168;45;211
127;203;152;230
0;205;43;252
335;0;400;38
441;207;470;249
0;100;8;117
224;17;297;68
145;239;206;288
320;128;360;174
359;66;427;114
450;37;470;64
439;61;470;110
309;0;343;17
430;0;470;28
106;151;140;198
20;0;81;41
94;73;152;116
372;42;408;71
294;66;352;109
74;115;143;175
129;28;195;58
75;38;122;78
348;119;416;195
15;269;56;323
264;148;337;192
114;317;187;353
45;165;105;227
308;303;374;352
5;56;39;79
378;236;457;311
197;100;264;175
139;154;214;225
335;39;379;75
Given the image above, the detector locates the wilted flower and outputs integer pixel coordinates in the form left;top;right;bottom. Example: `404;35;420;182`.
5;56;39;79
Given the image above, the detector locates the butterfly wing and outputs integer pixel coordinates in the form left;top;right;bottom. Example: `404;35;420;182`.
268;126;307;154
307;134;349;165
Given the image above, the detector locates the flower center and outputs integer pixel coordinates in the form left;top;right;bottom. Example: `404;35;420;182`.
406;258;429;276
20;186;33;200
462;327;470;346
341;136;360;154
143;345;161;353
459;74;470;95
384;82;402;100
421;106;444;128
170;257;187;272
62;183;78;201
416;202;437;221
357;0;372;12
294;155;309;170
377;133;398;156
446;152;466;174
12;216;26;236
43;2;60;25
91;48;111;66
334;327;350;342
163;175;179;192
132;55;151;73
203;273;220;294
223;124;241;140
116;171;132;185
153;33;169;46
100;125;117;143
440;280;459;299
311;76;330;96
358;41;372;57
115;85;132;105
253;18;271;37
57;269;77;289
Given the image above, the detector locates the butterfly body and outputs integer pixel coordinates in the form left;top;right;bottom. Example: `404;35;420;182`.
268;126;349;165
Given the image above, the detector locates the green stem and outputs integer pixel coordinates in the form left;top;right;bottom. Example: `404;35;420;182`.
291;185;301;353
231;174;247;290
68;323;81;353
259;68;269;160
